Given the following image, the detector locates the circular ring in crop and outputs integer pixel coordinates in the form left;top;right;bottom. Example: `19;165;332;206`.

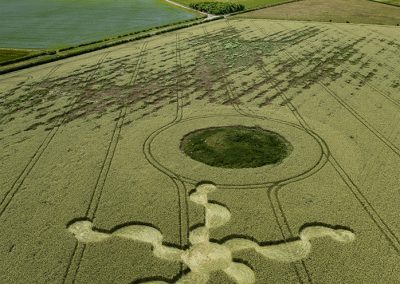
149;115;325;186
180;126;292;168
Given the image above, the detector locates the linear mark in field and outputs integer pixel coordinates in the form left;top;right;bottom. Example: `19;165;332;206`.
332;26;400;80
257;21;400;159
275;22;400;114
257;68;330;284
305;26;400;111
319;26;400;110
67;183;355;284
252;21;400;254
363;80;400;109
141;33;190;278
62;42;148;284
229;18;400;281
318;82;400;157
0;54;110;219
204;21;317;283
227;20;328;283
297;26;400;156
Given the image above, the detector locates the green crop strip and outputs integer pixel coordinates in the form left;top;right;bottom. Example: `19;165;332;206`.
0;49;35;64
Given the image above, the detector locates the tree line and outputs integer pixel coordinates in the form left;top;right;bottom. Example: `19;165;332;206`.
189;2;245;15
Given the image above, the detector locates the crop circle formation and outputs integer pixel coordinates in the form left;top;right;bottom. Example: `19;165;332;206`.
180;126;292;168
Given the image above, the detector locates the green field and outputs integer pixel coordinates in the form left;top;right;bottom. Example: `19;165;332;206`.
0;0;199;49
0;49;36;64
173;0;292;9
1;16;400;283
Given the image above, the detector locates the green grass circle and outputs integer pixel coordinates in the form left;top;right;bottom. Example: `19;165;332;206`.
180;126;292;168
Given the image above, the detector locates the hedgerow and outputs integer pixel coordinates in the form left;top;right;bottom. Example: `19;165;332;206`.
189;2;245;14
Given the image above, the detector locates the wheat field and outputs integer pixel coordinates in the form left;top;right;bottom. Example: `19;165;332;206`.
0;18;399;283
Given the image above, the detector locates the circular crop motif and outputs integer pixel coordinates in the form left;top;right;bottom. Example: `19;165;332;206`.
180;126;292;169
150;115;325;186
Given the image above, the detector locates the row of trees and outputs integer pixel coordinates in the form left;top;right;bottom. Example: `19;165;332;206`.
189;2;245;15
